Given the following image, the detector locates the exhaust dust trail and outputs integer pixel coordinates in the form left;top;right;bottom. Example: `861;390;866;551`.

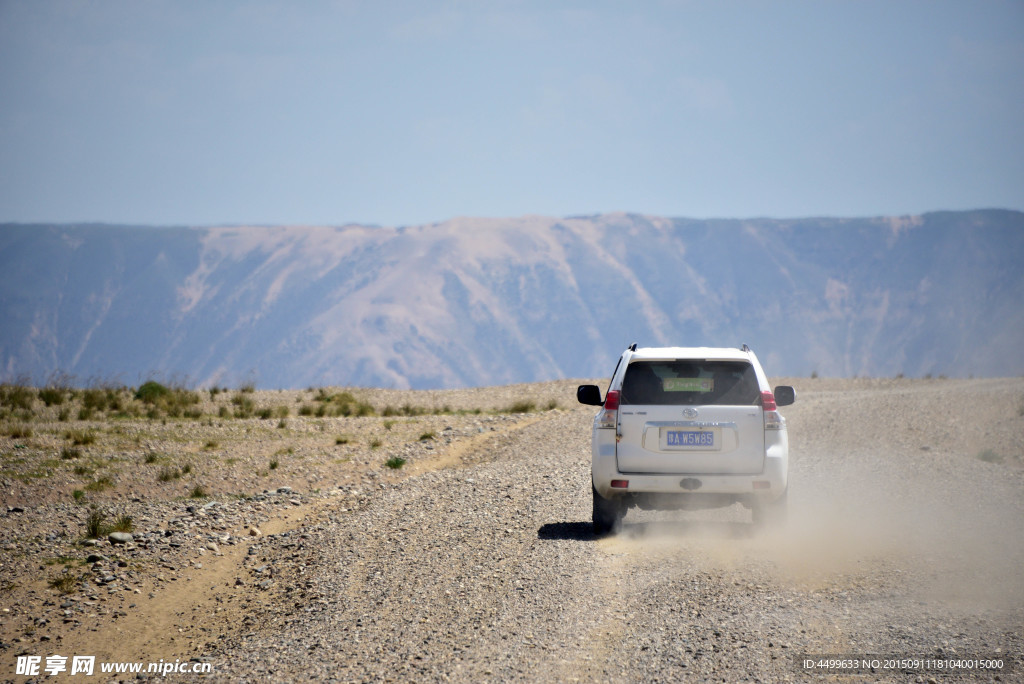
611;448;1024;616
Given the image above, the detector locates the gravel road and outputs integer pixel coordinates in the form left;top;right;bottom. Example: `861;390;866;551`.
207;379;1024;683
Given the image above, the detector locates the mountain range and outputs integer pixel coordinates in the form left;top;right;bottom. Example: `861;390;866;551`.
1;210;1022;389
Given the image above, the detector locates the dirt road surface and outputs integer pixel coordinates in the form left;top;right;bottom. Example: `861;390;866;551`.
3;378;1022;682
208;379;1024;682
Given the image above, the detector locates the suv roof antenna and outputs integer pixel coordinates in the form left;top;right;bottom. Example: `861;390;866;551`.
629;343;637;351
741;344;750;352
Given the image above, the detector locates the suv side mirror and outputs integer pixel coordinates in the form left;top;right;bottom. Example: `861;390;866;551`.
577;384;603;406
774;385;796;407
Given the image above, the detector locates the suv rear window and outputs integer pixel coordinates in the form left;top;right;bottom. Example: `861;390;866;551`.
620;360;760;406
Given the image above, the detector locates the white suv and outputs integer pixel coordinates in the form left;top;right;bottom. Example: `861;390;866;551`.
577;345;795;534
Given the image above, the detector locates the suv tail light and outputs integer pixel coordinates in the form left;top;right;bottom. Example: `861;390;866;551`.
597;389;619;429
761;390;785;429
604;390;620;411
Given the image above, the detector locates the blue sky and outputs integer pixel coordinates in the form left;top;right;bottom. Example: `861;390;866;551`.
1;0;1022;227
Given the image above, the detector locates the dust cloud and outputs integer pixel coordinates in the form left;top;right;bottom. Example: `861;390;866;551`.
612;448;1024;616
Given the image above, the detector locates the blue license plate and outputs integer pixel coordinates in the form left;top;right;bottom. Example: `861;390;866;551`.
667;430;715;447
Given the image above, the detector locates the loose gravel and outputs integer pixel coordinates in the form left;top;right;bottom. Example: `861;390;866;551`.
3;378;1023;682
204;379;1024;683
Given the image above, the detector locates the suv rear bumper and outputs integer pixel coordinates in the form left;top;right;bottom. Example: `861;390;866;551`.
592;441;788;505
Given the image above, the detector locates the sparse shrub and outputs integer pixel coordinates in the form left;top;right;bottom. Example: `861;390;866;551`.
136;381;200;418
6;424;33;439
135;381;170;403
335;435;350;445
504;400;536;414
182;463;192;475
144;453;159;464
383;420;395;431
38;387;66;407
977;449;1004;464
311;390;376;417
231;395;255;418
84;509;107;538
60;447;81;460
49;573;83;595
384;403;428;417
342;397;375;418
72;490;85;503
269;459;279;470
111;513;134;533
257;408;273;420
380;403;470;417
158;467;181;482
277;418;288;429
370;438;382;449
189;484;208;499
385;457;406;470
73;465;92;477
203;440;219;450
77;407;94;421
419;432;435;441
82;387;119;413
84;477;113;492
65;429;96;446
545;399;559;411
0;382;35;411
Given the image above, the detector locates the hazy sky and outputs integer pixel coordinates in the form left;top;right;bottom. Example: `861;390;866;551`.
1;1;1021;227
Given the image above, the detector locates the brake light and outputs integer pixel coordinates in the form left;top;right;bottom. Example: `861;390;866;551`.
604;390;620;411
597;390;619;429
762;390;785;429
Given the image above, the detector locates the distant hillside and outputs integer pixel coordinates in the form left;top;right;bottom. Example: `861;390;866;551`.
1;210;1022;389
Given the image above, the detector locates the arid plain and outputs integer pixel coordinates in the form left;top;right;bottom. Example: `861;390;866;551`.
2;376;1022;681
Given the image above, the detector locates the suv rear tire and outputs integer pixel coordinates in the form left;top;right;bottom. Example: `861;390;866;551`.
592;485;624;535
